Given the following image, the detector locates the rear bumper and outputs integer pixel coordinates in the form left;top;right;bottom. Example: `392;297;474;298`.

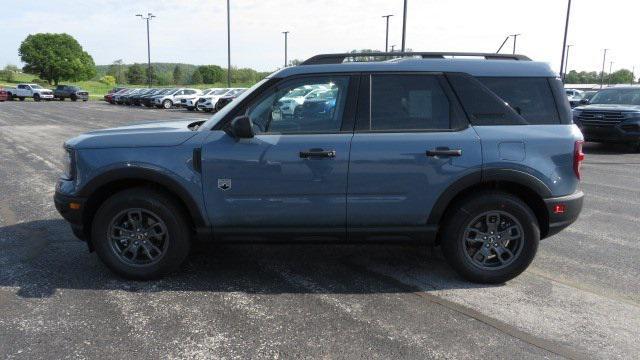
54;190;88;240
543;190;584;238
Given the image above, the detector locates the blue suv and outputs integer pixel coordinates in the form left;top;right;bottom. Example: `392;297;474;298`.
54;52;584;283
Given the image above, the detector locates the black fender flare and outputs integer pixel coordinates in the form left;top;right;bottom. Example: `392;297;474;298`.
78;167;207;228
426;168;551;225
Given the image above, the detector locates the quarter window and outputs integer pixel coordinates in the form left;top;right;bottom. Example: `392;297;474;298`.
370;74;451;130
248;76;349;134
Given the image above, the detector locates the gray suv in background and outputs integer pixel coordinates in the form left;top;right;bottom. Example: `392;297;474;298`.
54;85;89;101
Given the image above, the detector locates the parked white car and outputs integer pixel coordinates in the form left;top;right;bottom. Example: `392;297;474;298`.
196;88;244;112
153;88;201;109
180;88;218;111
6;84;54;101
278;85;328;115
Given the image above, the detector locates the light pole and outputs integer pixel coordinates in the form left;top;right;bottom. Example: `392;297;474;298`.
608;61;614;85
227;0;231;87
401;0;407;52
282;31;289;67
382;14;393;52
559;0;572;81
563;44;573;82
136;13;155;88
510;33;521;54
496;36;510;53
390;45;396;52
632;66;635;85
600;49;608;89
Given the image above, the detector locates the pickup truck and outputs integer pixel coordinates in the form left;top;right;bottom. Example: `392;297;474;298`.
6;83;54;101
54;85;89;101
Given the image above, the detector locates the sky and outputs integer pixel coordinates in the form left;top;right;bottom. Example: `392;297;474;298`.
1;0;638;74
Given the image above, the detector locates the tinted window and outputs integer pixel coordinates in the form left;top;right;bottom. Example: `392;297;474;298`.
590;88;640;105
479;77;560;124
447;73;526;126
369;74;451;130
248;76;349;134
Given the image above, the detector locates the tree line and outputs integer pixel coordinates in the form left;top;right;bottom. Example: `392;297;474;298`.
564;69;635;84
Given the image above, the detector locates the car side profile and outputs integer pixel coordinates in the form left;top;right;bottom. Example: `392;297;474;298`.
54;85;89;101
54;52;584;283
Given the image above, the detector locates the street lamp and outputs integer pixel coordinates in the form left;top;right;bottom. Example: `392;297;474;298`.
401;0;407;52
282;31;289;67
509;33;521;54
559;0;572;81
563;44;573;82
136;13;156;88
382;14;393;52
600;49;608;89
227;0;231;87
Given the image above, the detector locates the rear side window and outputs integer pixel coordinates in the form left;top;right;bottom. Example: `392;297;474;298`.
479;77;560;124
370;74;451;130
447;73;526;126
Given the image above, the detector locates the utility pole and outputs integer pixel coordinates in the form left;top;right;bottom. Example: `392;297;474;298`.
390;45;396;52
510;34;521;54
608;61;614;85
282;31;289;67
382;14;393;52
632;66;635;85
496;36;510;53
401;0;407;52
563;44;573;82
136;13;156;88
559;0;572;81
227;0;231;87
600;49;608;89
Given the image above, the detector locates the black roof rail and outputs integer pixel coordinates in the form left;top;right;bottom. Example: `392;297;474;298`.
300;52;531;65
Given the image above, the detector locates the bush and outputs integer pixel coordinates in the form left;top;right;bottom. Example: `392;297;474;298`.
99;75;116;86
31;78;49;87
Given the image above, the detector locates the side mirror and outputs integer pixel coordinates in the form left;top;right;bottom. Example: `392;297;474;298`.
580;99;590;105
230;115;254;139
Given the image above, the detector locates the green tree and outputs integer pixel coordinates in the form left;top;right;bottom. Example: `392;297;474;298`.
172;65;183;85
0;65;19;82
126;63;145;84
608;69;633;84
145;65;157;85
99;75;116;86
190;70;203;84
18;33;96;85
197;65;224;83
107;59;126;84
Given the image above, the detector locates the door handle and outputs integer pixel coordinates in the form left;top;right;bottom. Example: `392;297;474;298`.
299;148;336;158
426;148;462;157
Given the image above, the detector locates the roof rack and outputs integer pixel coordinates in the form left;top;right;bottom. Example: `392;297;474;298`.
300;52;531;65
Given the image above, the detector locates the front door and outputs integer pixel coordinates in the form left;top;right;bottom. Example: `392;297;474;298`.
347;73;482;231
201;75;355;237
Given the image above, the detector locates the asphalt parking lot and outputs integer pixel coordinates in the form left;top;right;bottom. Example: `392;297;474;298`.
0;101;638;359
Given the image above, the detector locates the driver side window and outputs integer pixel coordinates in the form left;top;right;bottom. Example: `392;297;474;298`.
247;76;349;134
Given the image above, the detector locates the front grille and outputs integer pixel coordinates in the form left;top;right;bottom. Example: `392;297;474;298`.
78;92;88;95
198;98;208;103
577;111;625;126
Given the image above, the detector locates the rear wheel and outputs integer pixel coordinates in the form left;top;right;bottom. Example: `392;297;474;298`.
91;188;191;280
59;96;65;101
441;191;539;283
19;97;25;101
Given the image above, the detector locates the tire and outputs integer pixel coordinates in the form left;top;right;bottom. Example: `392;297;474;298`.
440;191;540;284
162;99;173;109
71;94;77;101
7;93;13;101
91;188;191;280
19;97;25;101
187;107;195;111
33;94;41;102
59;96;65;101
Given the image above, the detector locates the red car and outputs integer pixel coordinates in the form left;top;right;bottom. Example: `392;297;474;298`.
104;87;126;104
0;88;8;102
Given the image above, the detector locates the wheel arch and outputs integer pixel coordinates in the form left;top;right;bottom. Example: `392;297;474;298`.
428;170;551;240
78;167;207;248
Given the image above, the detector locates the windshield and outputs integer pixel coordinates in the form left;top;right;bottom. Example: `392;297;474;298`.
200;79;269;130
31;85;43;89
589;88;640;105
202;89;213;96
211;89;229;95
285;88;313;97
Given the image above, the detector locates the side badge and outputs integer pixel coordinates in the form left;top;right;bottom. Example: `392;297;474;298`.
218;179;232;191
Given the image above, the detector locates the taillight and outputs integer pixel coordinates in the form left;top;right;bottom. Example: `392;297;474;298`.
574;140;585;180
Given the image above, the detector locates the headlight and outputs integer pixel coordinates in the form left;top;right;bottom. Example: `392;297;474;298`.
61;146;75;179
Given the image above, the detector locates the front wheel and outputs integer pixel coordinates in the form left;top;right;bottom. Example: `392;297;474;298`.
440;191;539;284
91;188;191;280
33;94;41;102
71;94;77;101
162;99;173;109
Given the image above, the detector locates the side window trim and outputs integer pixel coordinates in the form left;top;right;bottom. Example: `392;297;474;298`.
354;72;468;133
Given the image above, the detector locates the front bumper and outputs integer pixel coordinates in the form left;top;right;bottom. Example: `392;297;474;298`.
54;190;88;241
577;121;640;143
543;190;584;238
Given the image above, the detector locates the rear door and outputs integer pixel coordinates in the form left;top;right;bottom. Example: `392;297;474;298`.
347;73;482;233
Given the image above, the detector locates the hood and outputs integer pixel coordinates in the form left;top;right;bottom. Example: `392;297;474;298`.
66;119;202;149
575;104;640;112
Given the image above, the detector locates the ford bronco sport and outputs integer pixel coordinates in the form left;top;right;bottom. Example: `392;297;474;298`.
54;52;584;283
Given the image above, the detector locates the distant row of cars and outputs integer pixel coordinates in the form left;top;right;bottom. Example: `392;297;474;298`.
2;84;89;101
103;87;246;112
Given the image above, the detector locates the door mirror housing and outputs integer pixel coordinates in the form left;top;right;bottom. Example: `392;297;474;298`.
579;98;590;105
230;115;255;139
